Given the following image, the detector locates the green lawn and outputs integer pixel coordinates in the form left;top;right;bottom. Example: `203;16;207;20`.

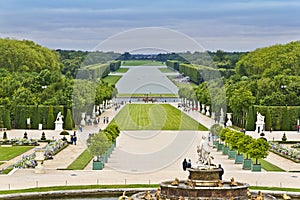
122;60;165;66
114;68;129;73
102;75;122;85
0;146;34;161
66;149;93;170
112;104;207;130
116;93;179;98
159;68;175;73
259;159;285;172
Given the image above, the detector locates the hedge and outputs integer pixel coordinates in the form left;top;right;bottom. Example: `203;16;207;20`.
110;60;121;71
245;105;300;131
77;63;110;80
13;105;66;129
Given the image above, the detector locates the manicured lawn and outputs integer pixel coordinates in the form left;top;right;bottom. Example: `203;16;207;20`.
122;60;165;66
102;75;122;85
66;149;93;170
259;159;285;172
0;184;160;195
0;146;34;161
116;93;179;98
114;68;129;73
112;104;207;130
159;68;175;73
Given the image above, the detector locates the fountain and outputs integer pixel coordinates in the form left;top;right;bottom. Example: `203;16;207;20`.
132;134;251;200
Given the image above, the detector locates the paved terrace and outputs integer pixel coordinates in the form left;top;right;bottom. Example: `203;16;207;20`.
0;103;300;191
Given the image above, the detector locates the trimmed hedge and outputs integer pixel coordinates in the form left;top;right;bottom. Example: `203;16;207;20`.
13;105;66;129
251;105;300;131
110;60;121;71
77;63;110;80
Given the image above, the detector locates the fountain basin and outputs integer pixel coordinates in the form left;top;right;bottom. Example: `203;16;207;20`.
160;181;249;200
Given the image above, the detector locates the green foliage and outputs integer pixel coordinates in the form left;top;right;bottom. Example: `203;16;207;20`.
265;108;272;131
103;123;120;142
88;132;111;160
282;133;287;142
245;106;255;131
281;107;291;131
47;106;55;130
109;60;121;71
238;135;253;159
210;124;223;137
64;109;73;130
102;75;122;85
228;131;244;152
248;138;270;164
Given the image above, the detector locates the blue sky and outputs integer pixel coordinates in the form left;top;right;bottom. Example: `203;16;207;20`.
1;0;300;51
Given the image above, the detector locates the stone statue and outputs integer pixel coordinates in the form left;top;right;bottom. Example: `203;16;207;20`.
230;177;238;186
154;188;161;200
143;190;152;200
283;193;291;200
197;134;213;167
171;178;179;186
257;112;264;123
119;191;128;200
56;112;63;122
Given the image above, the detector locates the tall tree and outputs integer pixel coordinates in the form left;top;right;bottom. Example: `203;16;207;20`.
265;108;272;131
64;109;73;130
47;106;55;130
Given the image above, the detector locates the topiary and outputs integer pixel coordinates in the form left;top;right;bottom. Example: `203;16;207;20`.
282;132;287;142
23;132;28;139
64;109;73;130
41;132;46;140
3;132;7;140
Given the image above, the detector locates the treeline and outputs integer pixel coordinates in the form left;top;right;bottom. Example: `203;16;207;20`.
193;41;300;130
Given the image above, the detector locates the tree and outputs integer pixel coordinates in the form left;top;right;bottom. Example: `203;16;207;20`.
210;124;223;139
64;109;73;130
265;108;272;131
245;106;255;131
88;132;111;162
47;106;55;130
281;106;291;131
238;135;253;159
248;138;270;164
228;131;244;154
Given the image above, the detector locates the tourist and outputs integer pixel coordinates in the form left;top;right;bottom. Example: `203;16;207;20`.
70;135;74;144
218;164;224;180
187;159;192;168
73;135;77;145
182;158;188;171
79;125;82;132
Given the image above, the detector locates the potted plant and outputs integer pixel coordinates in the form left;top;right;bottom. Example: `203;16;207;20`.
228;131;244;161
248;138;270;172
88;132;111;170
220;128;230;155
238;135;253;169
210;124;223;147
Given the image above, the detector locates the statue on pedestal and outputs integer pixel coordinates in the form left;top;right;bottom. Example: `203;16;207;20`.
54;112;64;131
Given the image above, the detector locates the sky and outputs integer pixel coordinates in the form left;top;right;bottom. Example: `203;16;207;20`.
1;0;300;52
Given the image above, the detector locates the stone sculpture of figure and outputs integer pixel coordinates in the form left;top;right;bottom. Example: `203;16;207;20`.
143;190;152;200
197;134;213;167
56;112;63;122
256;112;264;123
171;178;179;186
283;193;291;200
154;188;161;200
118;191;128;200
256;191;263;200
230;177;238;186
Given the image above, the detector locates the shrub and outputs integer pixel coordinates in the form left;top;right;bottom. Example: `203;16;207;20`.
282;133;287;142
41;132;46;140
23;132;28;139
47;106;55;130
64;109;73;130
245;106;255;131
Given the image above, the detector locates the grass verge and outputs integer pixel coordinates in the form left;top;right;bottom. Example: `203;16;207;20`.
158;68;175;73
112;104;207;130
116;93;179;98
249;186;300;192
102;76;122;85
0;184;160;195
114;68;129;73
0;146;34;161
121;60;164;66
66;149;93;170
259;159;285;172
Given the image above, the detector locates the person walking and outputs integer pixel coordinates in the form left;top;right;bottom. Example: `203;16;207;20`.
218;164;224;180
182;158;188;171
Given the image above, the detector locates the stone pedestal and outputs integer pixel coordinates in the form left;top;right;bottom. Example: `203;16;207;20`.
255;112;265;133
34;148;45;174
205;106;210;116
55;121;63;131
80;112;86;126
226;113;232;127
